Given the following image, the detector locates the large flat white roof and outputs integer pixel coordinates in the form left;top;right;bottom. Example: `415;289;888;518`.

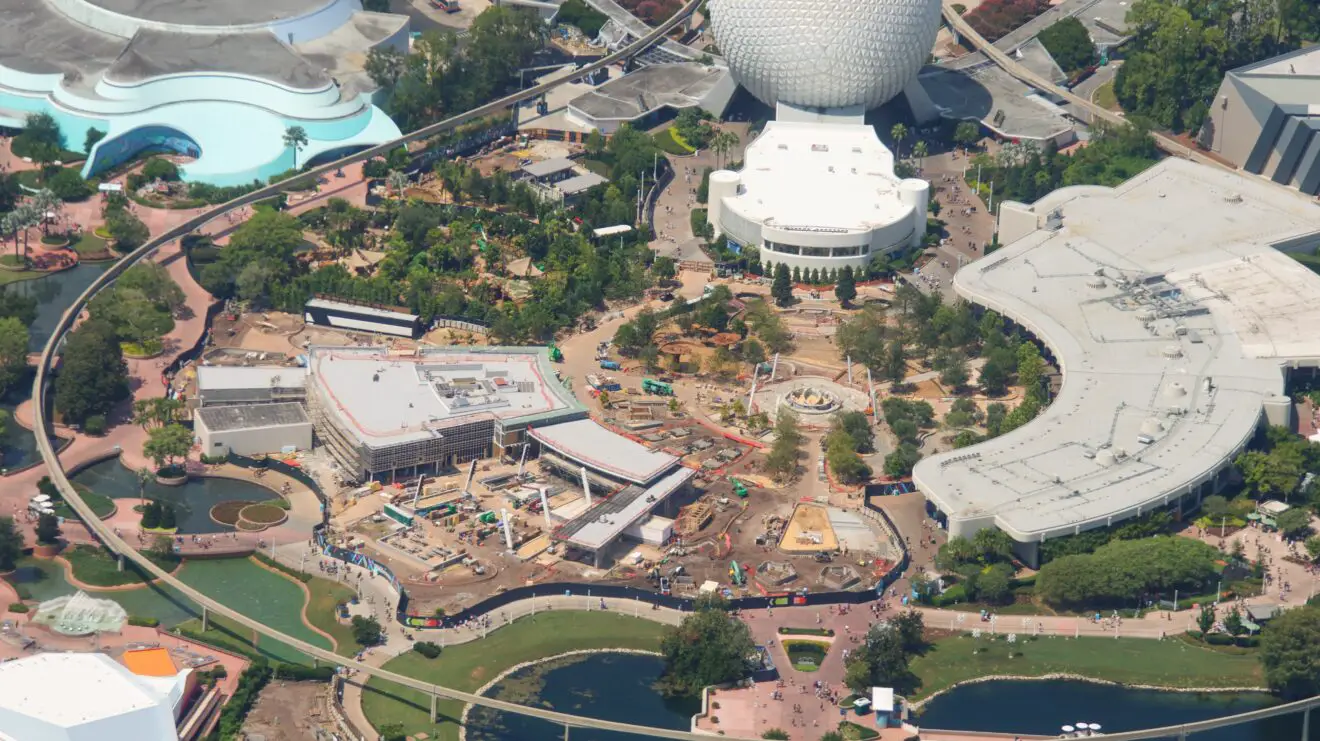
556;466;695;550
307;346;583;448
530;418;679;485
0;653;180;741
914;159;1320;542
197;365;306;391
722;121;913;234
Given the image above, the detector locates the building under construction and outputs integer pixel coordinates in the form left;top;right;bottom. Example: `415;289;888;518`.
305;345;586;483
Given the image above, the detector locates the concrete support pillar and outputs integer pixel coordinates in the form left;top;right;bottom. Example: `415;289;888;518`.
117;554;124;572
1303;707;1311;741
580;466;592;508
201;606;209;632
430;693;438;723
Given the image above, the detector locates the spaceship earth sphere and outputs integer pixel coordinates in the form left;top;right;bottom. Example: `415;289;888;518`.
708;0;942;111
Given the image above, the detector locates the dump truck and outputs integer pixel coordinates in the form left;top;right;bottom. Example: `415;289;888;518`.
600;360;621;370
642;378;673;395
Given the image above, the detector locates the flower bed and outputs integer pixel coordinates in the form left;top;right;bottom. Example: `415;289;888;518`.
238;503;288;525
210;500;249;526
778;626;835;637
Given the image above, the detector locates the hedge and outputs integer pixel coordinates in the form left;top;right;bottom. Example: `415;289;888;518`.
254;552;311;584
128;616;160;627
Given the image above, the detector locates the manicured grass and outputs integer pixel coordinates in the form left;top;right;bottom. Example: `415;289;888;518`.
176;557;331;657
238;503;287;525
1092;80;1120;111
176;612;316;666
362;611;666;740
0;254;28;269
71;232;111;258
61;544;179;588
51;483;116;520
909;633;1265;700
782;638;830;672
304;574;359;656
653;127;694;155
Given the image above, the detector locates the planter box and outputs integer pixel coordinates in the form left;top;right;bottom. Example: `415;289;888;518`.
156;469;189;486
33;543;63;558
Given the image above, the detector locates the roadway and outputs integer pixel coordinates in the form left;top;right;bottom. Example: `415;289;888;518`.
27;2;771;739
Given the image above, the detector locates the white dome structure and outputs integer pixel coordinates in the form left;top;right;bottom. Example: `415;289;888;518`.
709;0;942;111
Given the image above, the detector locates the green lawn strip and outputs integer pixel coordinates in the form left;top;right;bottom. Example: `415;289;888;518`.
70;232;111;257
1092;80;1119;111
909;634;1264;700
61;544;179;588
362;611;666;740
175;558;331;654
176;613;316;666
52;483;116;520
252;553;359;656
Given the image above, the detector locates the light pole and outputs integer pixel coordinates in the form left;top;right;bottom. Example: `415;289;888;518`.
137;468;152;509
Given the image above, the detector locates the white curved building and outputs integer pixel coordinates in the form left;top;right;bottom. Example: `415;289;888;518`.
709;0;941;112
0;0;408;185
913;159;1320;565
707;121;928;274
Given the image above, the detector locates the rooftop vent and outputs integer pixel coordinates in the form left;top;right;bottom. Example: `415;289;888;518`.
1162;345;1183;359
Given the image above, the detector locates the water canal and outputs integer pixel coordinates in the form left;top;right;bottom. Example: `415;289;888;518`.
73;458;275;533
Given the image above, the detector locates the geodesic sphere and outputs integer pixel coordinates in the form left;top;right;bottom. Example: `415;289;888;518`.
709;0;942;111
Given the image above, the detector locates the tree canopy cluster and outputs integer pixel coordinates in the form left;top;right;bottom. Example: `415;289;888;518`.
1114;0;1320;134
658;595;756;697
88;262;184;347
765;410;803;482
825;411;874;485
54;318;130;426
969;125;1159;207
554;0;609;36
367;8;547;132
843;610;926;694
1036;17;1098;75
1261;605;1320;700
931;530;1018;604
1034;536;1220;607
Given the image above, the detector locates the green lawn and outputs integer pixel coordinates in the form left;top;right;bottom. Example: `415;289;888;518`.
176;558;331;656
71;232;112;258
909;633;1264;700
52;483;116;520
303;575;358;656
61;544;179;588
1092;80;1120;111
653;127;694;155
176;612;316;666
362;611;666;740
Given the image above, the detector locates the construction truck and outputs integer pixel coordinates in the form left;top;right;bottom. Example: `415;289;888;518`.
642;378;673;396
730;478;749;498
600;360;621;370
548;344;563;362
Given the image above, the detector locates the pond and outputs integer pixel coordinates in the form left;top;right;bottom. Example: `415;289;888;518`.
916;680;1310;740
6;261;114;352
0;373;60;473
73;458;276;533
466;652;699;741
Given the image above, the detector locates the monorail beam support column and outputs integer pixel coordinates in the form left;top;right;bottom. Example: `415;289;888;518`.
1302;707;1311;741
117;554;124;572
430;692;438;723
202;606;209;632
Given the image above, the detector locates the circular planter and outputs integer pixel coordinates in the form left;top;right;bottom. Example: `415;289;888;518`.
40;236;69;248
155;466;189;486
237;503;288;530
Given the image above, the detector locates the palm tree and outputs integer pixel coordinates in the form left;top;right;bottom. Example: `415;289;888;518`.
386;170;409;197
31;188;60;236
912;140;929;173
890;123;909;160
717;130;740;169
283;125;309;169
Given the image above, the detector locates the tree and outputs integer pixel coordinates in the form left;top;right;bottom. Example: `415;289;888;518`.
140;500;161;529
835;265;857;306
883;443;921;477
142;158;180;182
144;424;193;472
133;397;183;430
938;353;969;389
765;410;804;481
84;127;106;153
1305;536;1320;563
283;126;310;169
585;130;606;157
742;338;766;367
15;112;64;163
0;317;27;399
106;210;150;251
954;121;981;149
1277;507;1312;540
771;263;793;306
976;562;1014;604
0;517;22;570
47;169;92;201
912;140;929;172
935;536;978;571
761;731;790;741
825;429;870;484
364;46;406;90
890;123;909;160
1261;606;1320;699
1224;606;1246;637
832;411;875;453
35;513;60;546
159;504;177;530
1035;536;1219;607
658;595;755;697
973;528;1014;563
351;615;384;646
1197;603;1216;634
1037;16;1099;74
55;319;129;426
845;622;918;694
